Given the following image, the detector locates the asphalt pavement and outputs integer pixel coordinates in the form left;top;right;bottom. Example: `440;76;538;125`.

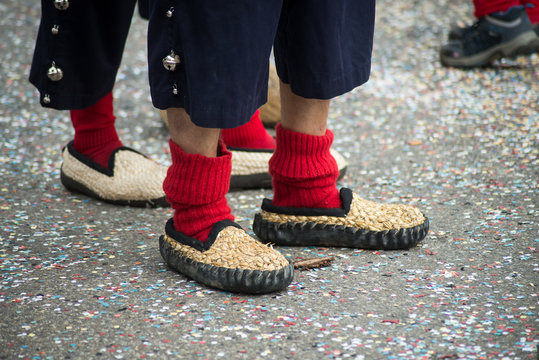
1;1;537;359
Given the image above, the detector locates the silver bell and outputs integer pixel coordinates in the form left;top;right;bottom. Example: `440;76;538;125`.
51;25;59;35
166;7;174;18
47;62;63;81
162;51;180;71
172;84;179;95
54;0;69;10
43;94;51;104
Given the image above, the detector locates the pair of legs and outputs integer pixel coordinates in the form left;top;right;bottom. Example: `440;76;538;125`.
164;83;341;242
170;83;328;157
153;1;428;293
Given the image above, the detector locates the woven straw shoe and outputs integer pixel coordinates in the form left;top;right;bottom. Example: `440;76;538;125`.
253;188;429;250
160;219;294;293
60;141;168;207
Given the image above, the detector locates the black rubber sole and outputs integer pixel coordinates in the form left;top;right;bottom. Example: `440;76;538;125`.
60;169;169;208
229;173;273;191
159;236;294;294
229;166;348;191
253;214;429;250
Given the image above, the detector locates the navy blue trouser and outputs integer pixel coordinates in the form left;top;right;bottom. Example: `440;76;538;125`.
29;0;138;110
148;0;375;128
30;0;375;129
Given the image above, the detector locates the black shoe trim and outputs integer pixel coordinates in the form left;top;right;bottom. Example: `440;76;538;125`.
338;166;348;182
253;214;429;250
227;146;274;153
230;173;273;191
261;188;353;217
65;141;147;177
159;235;294;294
60;169;169;207
165;218;241;252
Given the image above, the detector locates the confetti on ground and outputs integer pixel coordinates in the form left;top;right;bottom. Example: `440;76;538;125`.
1;0;538;359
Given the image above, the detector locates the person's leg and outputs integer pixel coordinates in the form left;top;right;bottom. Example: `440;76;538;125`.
148;0;293;293
269;82;341;208
164;108;230;242
30;1;169;206
253;0;429;250
279;83;329;136
159;103;349;191
167;108;220;157
159;106;293;293
269;0;368;210
70;92;123;169
30;1;134;167
30;0;137;109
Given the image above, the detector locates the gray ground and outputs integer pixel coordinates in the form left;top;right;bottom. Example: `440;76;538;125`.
1;1;537;359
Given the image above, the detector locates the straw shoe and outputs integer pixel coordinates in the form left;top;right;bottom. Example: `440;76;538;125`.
160;219;294;293
60;141;168;207
253;188;429;250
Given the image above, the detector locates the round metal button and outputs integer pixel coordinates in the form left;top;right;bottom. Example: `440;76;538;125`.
162;51;181;71
54;0;69;10
47;63;63;81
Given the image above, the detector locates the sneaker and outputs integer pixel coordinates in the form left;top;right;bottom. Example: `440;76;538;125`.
441;6;539;67
532;24;539;51
60;141;169;207
448;21;480;41
253;188;429;250
160;218;294;293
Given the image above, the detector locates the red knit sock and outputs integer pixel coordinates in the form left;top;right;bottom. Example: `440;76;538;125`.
524;0;539;23
221;110;276;150
70;92;123;169
473;0;520;18
163;139;235;242
270;124;341;208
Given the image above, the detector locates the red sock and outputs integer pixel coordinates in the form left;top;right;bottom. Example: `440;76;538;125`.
221;110;276;150
473;0;520;18
523;0;539;23
270;124;341;208
163;139;234;241
70;92;123;169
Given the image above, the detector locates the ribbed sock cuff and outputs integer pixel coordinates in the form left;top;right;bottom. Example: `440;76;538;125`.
270;124;341;208
526;3;539;23
164;139;234;241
